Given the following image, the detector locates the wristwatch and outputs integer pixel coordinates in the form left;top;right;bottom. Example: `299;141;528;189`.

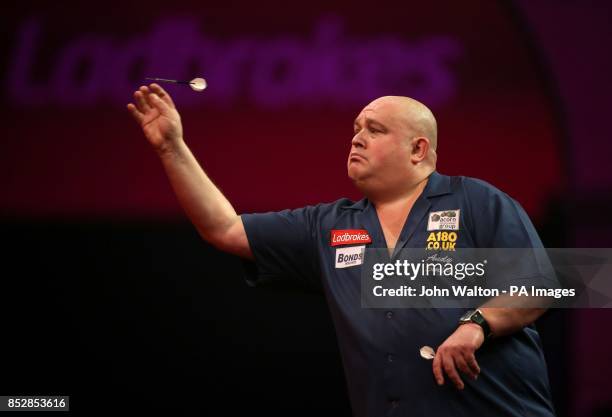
459;309;492;339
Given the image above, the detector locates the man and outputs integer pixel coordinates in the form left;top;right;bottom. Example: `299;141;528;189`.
127;85;556;417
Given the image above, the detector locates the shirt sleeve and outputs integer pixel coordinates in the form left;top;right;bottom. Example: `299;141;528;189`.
464;179;557;288
240;206;322;289
464;179;543;248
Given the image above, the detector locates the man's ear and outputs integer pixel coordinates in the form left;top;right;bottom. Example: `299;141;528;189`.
410;137;430;163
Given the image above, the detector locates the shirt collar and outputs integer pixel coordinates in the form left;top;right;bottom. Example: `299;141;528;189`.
422;171;452;198
343;171;452;211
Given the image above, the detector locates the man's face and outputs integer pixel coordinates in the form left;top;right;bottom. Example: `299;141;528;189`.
347;99;414;189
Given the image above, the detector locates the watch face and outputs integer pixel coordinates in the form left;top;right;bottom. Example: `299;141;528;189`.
471;312;484;325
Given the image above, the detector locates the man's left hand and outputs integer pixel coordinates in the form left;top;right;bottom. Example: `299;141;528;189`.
432;323;484;390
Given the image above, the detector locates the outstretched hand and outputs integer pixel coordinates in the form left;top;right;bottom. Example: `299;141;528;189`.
127;83;183;154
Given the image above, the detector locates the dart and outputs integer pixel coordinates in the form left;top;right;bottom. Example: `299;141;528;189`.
144;77;207;92
420;346;435;360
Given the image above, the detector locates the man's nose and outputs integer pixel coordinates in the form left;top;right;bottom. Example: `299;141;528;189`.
352;132;366;149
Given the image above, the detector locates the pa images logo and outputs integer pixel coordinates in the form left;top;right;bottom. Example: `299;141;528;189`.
427;209;460;231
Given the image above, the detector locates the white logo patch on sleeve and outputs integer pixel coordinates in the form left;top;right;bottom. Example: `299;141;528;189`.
427;209;460;231
335;245;365;268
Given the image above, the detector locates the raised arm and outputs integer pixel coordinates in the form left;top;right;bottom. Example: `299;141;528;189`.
127;84;252;259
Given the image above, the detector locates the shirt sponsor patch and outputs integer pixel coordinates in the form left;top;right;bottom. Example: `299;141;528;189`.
335;245;365;268
330;229;372;246
427;209;460;231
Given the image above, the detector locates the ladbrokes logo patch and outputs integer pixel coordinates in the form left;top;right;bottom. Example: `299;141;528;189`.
426;231;457;251
427;209;460;231
330;229;372;246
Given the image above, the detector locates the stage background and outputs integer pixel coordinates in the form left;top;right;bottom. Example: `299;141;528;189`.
1;0;611;415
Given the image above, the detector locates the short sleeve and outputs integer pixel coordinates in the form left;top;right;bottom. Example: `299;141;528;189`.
240;206;321;289
464;179;557;288
464;179;543;249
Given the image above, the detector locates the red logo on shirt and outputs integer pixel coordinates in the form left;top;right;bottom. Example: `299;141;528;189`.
330;229;372;246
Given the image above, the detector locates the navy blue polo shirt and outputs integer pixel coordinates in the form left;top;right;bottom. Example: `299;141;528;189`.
241;171;556;417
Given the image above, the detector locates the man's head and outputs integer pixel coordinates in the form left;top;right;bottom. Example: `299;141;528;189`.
347;96;437;199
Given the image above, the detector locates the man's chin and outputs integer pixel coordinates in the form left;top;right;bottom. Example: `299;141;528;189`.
348;167;370;185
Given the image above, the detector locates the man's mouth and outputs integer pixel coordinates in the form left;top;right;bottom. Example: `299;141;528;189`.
349;153;366;162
